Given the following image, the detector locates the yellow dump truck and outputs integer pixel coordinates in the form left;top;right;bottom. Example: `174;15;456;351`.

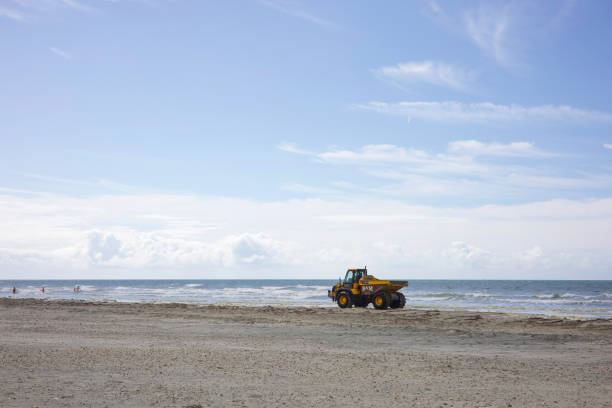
328;267;408;309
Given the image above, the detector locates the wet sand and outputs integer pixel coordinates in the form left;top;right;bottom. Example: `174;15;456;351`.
1;298;611;407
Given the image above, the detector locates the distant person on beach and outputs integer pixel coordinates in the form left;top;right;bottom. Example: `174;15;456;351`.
12;286;16;294
74;285;80;293
41;287;45;293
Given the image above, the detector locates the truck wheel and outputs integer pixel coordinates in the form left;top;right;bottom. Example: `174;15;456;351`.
390;292;406;309
372;292;389;310
397;292;406;308
336;292;353;309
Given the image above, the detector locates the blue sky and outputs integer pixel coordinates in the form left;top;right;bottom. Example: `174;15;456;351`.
1;0;612;279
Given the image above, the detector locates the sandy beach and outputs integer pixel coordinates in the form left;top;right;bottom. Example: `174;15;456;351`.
1;298;611;407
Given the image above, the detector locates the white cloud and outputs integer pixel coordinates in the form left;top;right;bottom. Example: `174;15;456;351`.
518;246;542;262
604;144;612;150
6;0;157;21
425;1;577;70
280;182;338;195
371;241;404;257
316;141;553;167
373;61;476;91
426;0;443;15
59;0;96;13
277;142;312;155
10;0;97;13
94;231;291;267
317;144;429;164
353;101;612;124
465;2;516;68
422;0;519;68
317;141;551;165
443;241;491;269
315;213;432;224
49;47;71;59
0;230;293;271
1;190;611;279
258;0;338;30
281;142;612;199
223;232;291;265
0;6;25;21
474;198;612;220
87;231;121;263
447;140;553;157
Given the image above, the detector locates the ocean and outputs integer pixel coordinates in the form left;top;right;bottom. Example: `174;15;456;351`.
2;279;611;319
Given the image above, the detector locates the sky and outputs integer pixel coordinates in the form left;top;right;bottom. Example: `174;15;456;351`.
1;0;612;279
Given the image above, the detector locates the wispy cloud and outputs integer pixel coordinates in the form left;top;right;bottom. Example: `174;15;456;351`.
373;60;476;92
58;0;96;13
426;0;444;16
258;0;339;30
0;5;25;21
604;144;612;150
276;142;313;155
447;140;554;158
280;182;338;195
423;0;519;68
19;172;92;186
425;1;576;70
278;141;612;200
465;2;517;68
285;141;554;164
10;0;97;13
49;46;71;59
353;101;612;124
317;144;430;165
315;141;553;168
17;172;146;194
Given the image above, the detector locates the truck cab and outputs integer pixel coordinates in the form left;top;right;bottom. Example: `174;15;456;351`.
341;268;367;292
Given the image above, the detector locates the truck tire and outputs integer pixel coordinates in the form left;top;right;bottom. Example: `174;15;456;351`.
372;292;390;310
336;292;353;309
390;292;406;309
397;292;406;308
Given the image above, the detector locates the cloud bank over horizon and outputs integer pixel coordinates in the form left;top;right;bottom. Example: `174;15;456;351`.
1;190;610;280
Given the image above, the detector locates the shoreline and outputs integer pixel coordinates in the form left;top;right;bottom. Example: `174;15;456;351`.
3;278;610;321
2;295;611;321
1;297;611;407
